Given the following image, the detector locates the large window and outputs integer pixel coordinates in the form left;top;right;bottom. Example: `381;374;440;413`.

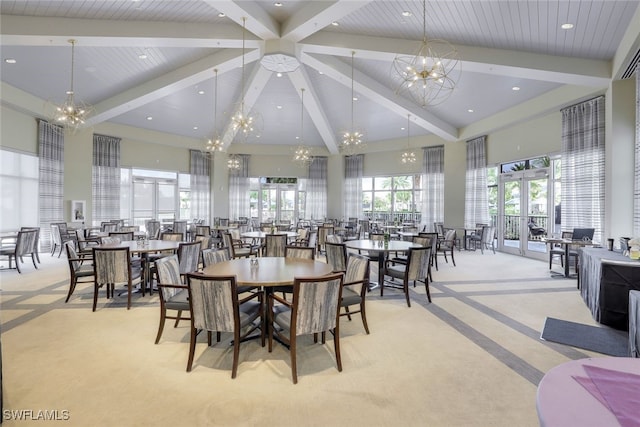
0;149;39;231
362;175;422;222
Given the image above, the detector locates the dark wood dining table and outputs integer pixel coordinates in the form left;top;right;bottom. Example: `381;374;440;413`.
543;238;594;278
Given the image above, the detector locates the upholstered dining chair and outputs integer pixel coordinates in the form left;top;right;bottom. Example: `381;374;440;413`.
549;231;574;269
145;220;161;239
389;235;434;283
436;229;456;266
268;272;344;384
264;233;287;257
0;229;38;274
419;232;439;271
20;226;41;264
109;231;134;242
177;241;201;282
317;225;334;255
154;255;189;344
222;232;257;259
64;241;94;303
92;246;142;311
202;248;258;294
185;273;264;377
284;245;316;260
172;220;188;241
383;246;431;307
326;234;343;244
325;242;348;273
341;253;370;334
51;223;75;257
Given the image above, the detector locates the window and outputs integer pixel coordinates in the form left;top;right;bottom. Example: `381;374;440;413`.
0;149;39;231
362;175;422;222
487;166;498;224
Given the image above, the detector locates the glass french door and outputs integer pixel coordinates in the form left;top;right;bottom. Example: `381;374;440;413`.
132;177;177;231
260;183;297;223
498;170;550;259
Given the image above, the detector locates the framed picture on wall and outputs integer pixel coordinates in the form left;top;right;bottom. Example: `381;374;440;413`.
71;200;86;223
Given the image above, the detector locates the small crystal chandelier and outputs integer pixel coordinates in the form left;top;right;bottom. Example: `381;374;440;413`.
203;69;224;155
54;39;92;131
230;17;260;142
293;88;313;167
227;155;241;170
341;51;364;156
401;114;417;164
392;0;460;107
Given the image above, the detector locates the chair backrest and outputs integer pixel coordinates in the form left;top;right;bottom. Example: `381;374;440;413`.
65;241;82;272
101;222;118;232
307;231;317;251
219;218;230;226
405;247;431;281
187;274;238;333
155;255;183;300
296;228;309;242
344;253;369;289
482;226;496;245
93;247;132;285
229;228;242;241
178;241;201;275
146;220;161;239
53;222;68;234
194;235;211;251
359;219;370;234
21;226;40;248
317;226;334;249
630;290;640;358
571;228;595;241
202;248;229;267
412;235;433;248
291;273;344;336
265;234;287;257
100;236;121;244
370;232;384;241
434;222;444;237
221;232;236;257
285;246;315;260
16;229;37;257
109;231;134;241
160;232;183;241
325;242;347;272
326;234;343;244
195;225;211;237
442;229;456;248
172;220;188;240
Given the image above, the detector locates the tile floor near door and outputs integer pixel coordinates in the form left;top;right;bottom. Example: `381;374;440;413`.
1;249;605;426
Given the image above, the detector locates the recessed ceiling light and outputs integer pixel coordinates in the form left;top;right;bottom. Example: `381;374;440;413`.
331;21;339;26
512;86;521;91
400;127;405;131
146;116;153;121
276;105;283;109
193;126;198;130
217;12;226;18
402;11;412;17
352;97;358;101
468;109;474;113
295;136;300;140
276;72;283;77
4;58;16;64
561;23;574;30
274;2;283;6
138;53;148;59
197;90;205;95
318;71;324;75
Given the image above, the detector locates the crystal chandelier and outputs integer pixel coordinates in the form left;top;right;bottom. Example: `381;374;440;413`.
392;0;460;107
203;69;224;155
230;17;260;141
341;51;364;156
401;114;417;164
54;39;92;130
293;88;313;167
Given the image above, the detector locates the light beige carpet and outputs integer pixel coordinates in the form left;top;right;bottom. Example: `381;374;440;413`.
1;250;602;426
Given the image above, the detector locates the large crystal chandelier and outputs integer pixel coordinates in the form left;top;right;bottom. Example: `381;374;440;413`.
54;39;92;131
293;88;313;167
401;114;417;164
203;69;224;155
392;0;460;107
230;17;260;141
341;51;364;156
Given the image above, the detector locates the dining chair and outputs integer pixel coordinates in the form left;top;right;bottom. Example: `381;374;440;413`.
326;234;343;244
341;253;370;334
436;229;456;266
92;246;142;311
222;232;256;258
268;272;344;384
154;255;189;344
419;232;439;271
20;226;41;264
64;241;94;303
177;241;201;282
389;235;434;282
325;242;348;273
284;245;316;260
0;229;38;274
109;231;134;241
100;222;118;233
51;223;75;257
195;225;211;239
629;290;639;358
172;220;188;241
383;246;432;307
185;273;264;377
317;225;334;255
202;248;258;294
549;231;573;269
264;233;287;257
145;220;161;239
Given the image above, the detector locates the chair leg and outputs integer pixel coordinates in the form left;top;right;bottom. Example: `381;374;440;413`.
425;280;432;303
92;283;99;312
174;310;182;327
360;302;370;334
450;249;456;266
404;279;411;307
186;327;197;372
155;307;166;344
333;326;343;373
14;255;22;274
65;278;77;303
291;337;298;384
231;329;240;379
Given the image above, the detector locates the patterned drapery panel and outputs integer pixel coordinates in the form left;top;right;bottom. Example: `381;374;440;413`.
464;136;490;228
635;69;640;236
344;154;363;220
229;154;250;221
38;120;65;251
561;96;605;244
190;150;211;223
422;146;444;231
92;134;121;225
307;157;328;221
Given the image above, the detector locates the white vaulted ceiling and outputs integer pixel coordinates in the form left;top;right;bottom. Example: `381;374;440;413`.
1;0;639;155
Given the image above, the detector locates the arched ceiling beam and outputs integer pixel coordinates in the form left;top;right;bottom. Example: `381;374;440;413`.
287;67;340;154
301;52;458;141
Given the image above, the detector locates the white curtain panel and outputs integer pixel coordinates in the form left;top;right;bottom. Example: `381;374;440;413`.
228;154;250;221
344;154;363;220
635;69;640;236
464;136;490;229
561;96;605;244
190;150;211;223
307;156;328;220
421;146;444;231
92;134;121;225
38;120;65;250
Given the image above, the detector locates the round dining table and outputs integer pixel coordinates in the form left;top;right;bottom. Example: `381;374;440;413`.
344;239;422;288
240;231;298;240
201;257;333;287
